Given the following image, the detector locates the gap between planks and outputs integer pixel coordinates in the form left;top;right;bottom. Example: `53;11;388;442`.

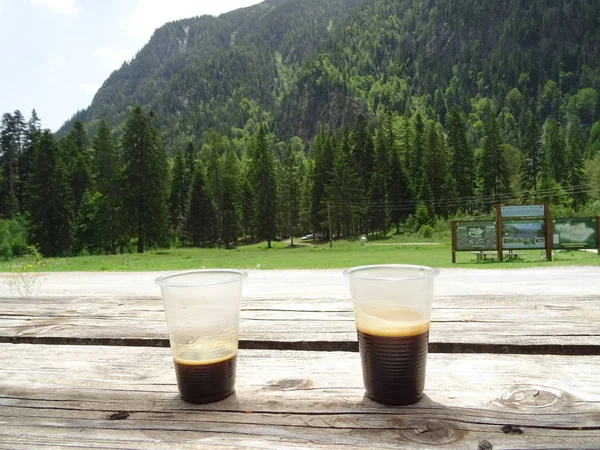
2;335;600;356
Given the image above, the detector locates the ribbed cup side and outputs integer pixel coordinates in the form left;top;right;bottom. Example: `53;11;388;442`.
174;355;237;404
358;331;428;405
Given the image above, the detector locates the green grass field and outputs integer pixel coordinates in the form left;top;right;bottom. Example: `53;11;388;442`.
1;237;598;272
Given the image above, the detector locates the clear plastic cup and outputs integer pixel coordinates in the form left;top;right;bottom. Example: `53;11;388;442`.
344;264;439;405
156;269;247;404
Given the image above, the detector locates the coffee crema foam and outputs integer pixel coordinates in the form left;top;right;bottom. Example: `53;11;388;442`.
173;340;237;365
354;307;430;337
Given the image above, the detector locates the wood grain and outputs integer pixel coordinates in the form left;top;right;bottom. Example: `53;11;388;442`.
1;344;599;449
1;295;599;352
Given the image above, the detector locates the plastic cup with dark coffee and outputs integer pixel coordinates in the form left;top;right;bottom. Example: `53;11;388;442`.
344;265;439;405
156;269;247;404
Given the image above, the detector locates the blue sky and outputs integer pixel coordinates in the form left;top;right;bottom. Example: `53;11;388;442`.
0;0;262;131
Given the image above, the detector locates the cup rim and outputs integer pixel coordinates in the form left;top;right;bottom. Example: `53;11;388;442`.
155;269;248;287
343;264;440;282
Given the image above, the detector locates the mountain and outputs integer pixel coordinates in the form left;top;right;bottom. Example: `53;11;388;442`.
58;0;362;144
276;0;600;138
60;0;600;148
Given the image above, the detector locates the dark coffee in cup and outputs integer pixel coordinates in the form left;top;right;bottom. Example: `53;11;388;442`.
355;307;429;405
174;353;237;404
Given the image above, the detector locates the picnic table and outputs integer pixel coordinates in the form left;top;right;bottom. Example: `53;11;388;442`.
504;250;526;260
470;250;498;261
471;250;525;261
2;273;600;449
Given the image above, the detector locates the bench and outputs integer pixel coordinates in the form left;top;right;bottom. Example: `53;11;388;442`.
2;274;600;448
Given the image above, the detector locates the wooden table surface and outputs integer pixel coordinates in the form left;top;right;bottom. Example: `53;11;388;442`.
1;285;600;448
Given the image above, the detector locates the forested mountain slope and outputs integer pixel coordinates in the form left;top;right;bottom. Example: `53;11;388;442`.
59;0;600;147
276;0;600;139
58;0;361;144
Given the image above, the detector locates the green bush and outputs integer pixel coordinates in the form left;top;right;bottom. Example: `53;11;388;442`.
0;219;29;260
419;224;435;238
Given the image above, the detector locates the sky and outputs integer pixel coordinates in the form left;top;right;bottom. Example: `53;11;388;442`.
0;0;262;131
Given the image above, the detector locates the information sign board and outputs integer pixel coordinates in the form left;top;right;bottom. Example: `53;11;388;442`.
553;218;597;249
456;221;497;251
501;205;545;218
502;220;546;249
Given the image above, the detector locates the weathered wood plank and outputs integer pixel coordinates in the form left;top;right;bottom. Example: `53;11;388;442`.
1;344;599;449
1;295;600;351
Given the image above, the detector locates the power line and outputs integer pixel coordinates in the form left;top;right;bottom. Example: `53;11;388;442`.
325;183;600;212
325;182;600;209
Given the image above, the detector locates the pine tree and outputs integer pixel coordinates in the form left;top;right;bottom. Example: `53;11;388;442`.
400;116;412;176
299;160;313;236
311;128;334;236
186;163;216;247
281;143;301;246
205;140;224;244
326;126;363;239
240;171;254;241
424;122;446;215
368;130;388;236
414;201;434;231
91;120;123;254
415;173;435;231
539;80;562;122
169;150;189;243
12;110;26;153
0;113;18;219
545;119;566;184
351;114;374;192
385;111;396;154
412;113;426;186
521;114;545;197
27;130;74;256
66;121;92;211
566;118;587;210
121;106;169;253
388;145;410;234
17;110;40;215
538;171;568;205
447;108;474;211
10;110;26;215
221;146;241;247
249;124;277;248
184;141;196;181
417;172;435;217
481;114;510;211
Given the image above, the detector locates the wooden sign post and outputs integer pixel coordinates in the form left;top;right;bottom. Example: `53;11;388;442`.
495;205;503;261
544;203;552;262
451;220;457;263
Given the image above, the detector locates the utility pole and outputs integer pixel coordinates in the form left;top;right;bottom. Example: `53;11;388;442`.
327;201;333;248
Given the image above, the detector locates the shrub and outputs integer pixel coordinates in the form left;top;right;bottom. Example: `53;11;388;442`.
419;224;435;238
0;219;28;260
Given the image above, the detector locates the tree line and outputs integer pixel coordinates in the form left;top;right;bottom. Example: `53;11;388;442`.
0;97;599;257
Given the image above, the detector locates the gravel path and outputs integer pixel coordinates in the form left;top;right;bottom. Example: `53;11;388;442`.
1;267;598;298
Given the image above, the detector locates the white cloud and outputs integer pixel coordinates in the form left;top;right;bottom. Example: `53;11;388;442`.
30;0;80;15
124;0;261;43
78;83;100;94
92;46;134;67
45;57;67;73
0;3;4;14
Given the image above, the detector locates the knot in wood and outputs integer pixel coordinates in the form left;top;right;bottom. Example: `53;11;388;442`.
501;425;524;435
497;385;568;409
106;411;130;421
400;419;465;445
478;440;493;450
265;378;314;391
